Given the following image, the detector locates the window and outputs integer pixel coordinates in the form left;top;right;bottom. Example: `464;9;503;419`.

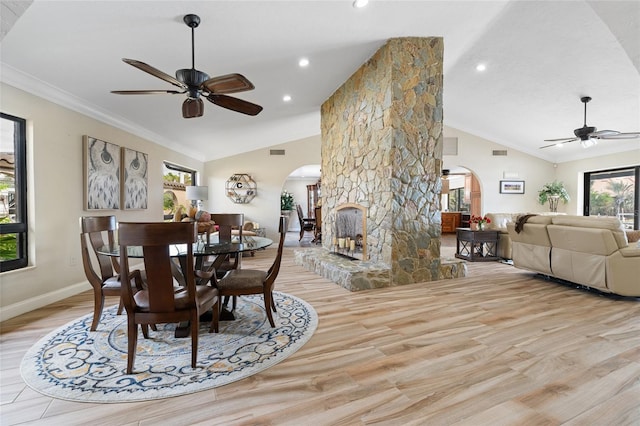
1;113;28;272
163;162;197;220
584;166;639;230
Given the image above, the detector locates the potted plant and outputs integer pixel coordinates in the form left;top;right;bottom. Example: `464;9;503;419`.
538;180;570;212
280;191;295;231
281;191;294;211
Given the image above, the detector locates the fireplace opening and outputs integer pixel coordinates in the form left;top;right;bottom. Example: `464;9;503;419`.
331;203;367;260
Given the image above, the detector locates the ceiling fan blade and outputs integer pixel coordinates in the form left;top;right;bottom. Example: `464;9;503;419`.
182;98;204;119
589;129;619;137
202;73;255;94
543;137;577;142
207;94;263;116
540;139;578;149
122;58;187;90
111;89;185;95
595;132;640;140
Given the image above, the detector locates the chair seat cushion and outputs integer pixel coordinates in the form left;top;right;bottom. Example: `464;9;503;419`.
103;276;122;290
134;285;218;311
217;269;267;292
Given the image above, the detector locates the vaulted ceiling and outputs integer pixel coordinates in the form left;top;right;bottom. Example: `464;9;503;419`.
1;1;638;163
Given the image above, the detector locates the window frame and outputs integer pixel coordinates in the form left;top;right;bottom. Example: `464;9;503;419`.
0;112;28;272
583;165;639;230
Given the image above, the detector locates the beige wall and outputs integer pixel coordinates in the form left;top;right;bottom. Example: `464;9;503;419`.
0;83;203;320
442;126;558;214
203;136;321;242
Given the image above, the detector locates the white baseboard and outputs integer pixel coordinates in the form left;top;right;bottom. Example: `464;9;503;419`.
0;281;89;322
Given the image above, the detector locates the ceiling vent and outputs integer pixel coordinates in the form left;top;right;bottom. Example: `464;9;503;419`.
492;149;508;156
270;149;285;155
443;137;458;155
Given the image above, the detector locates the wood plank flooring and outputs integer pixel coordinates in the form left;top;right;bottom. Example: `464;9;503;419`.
2;237;639;425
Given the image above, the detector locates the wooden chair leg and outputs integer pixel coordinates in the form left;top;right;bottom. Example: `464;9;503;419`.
271;294;277;312
127;320;138;374
141;324;150;339
264;292;276;327
299;228;304;241
190;313;199;368
209;298;219;333
90;291;105;331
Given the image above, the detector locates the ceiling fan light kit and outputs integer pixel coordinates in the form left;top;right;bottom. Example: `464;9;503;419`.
541;96;640;149
111;14;262;119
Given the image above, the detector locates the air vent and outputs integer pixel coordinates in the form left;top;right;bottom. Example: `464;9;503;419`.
492;150;508;156
443;137;458;155
270;149;285;156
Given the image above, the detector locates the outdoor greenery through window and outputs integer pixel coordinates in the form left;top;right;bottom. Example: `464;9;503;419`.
1;113;28;271
584;166;639;230
163;162;196;221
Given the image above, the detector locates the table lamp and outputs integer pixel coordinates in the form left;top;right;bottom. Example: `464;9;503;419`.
185;185;208;210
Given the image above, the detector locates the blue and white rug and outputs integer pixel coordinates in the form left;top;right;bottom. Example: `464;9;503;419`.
21;292;317;403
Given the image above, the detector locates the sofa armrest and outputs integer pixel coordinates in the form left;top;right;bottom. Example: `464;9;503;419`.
619;247;640;258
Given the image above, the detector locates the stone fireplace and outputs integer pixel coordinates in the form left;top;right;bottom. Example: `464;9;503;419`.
295;37;466;290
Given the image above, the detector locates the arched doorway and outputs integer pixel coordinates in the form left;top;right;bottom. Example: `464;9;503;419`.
441;166;482;225
281;164;321;235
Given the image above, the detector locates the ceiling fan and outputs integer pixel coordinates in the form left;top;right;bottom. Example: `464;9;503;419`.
111;14;262;118
540;96;639;149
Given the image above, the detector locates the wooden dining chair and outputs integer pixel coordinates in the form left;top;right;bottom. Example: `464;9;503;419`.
80;215;131;331
216;216;287;327
118;221;219;374
210;213;245;278
296;204;315;241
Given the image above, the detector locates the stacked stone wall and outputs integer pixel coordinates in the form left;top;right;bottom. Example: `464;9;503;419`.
320;37;444;286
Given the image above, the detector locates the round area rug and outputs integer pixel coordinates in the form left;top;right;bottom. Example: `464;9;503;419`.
21;292;317;403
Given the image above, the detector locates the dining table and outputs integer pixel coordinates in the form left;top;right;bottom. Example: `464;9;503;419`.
97;234;273;334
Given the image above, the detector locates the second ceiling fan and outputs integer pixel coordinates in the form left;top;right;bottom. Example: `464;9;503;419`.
112;14;262;118
540;96;639;149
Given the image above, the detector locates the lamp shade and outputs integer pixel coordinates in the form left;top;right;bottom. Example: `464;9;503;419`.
185;185;208;201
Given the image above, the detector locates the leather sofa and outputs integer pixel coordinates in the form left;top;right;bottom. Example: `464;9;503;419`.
485;212;564;259
484;213;520;259
506;215;640;297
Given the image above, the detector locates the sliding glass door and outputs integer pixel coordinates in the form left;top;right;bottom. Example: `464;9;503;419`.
584;166;639;230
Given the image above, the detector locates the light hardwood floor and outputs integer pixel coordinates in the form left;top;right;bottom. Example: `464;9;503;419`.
2;238;640;425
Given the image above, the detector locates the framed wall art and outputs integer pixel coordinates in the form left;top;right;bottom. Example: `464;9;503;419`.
499;180;525;194
121;147;148;210
83;135;120;210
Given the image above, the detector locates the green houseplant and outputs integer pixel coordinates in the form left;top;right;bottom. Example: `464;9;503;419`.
281;191;294;211
538;180;570;212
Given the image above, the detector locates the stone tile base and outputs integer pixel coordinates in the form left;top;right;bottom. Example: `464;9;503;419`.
294;248;466;292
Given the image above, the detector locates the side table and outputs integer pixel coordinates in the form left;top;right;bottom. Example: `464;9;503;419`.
455;228;499;261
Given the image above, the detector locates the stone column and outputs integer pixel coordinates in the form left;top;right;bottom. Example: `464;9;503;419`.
321;37;444;286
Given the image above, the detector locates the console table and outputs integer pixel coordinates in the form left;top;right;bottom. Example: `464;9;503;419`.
455;228;499;261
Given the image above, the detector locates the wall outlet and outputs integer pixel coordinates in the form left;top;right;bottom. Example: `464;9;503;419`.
69;256;78;267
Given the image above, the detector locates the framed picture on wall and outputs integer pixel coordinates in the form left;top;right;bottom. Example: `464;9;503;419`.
500;180;525;194
83;135;120;210
121;147;148;210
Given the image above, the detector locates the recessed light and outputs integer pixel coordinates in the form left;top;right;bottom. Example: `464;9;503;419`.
283;95;292;102
353;0;368;8
298;58;309;67
475;63;486;72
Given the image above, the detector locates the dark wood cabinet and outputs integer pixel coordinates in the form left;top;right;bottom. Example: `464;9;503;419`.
307;184;319;218
441;212;461;233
